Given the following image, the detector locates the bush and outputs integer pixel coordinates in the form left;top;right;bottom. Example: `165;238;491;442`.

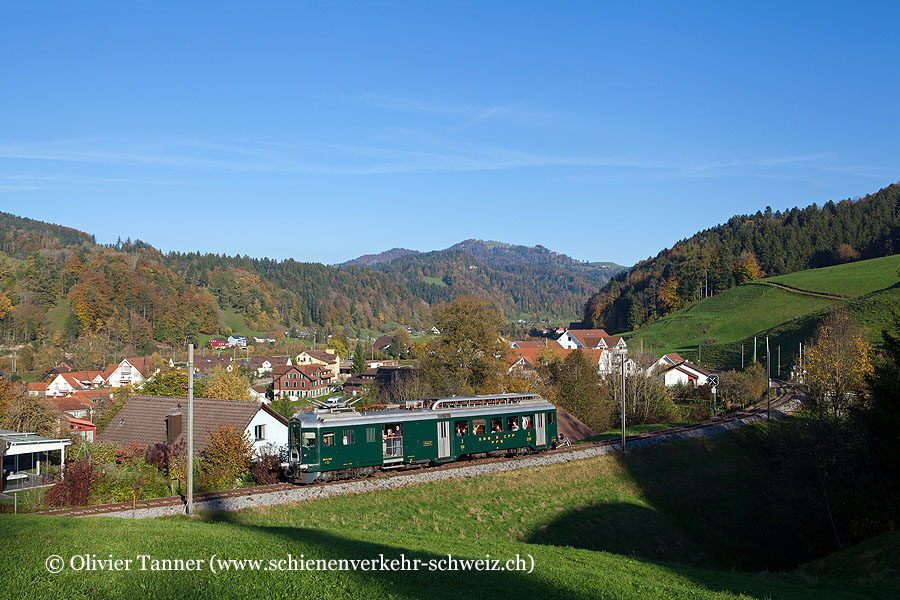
145;439;187;481
251;454;281;485
202;425;254;485
45;459;95;507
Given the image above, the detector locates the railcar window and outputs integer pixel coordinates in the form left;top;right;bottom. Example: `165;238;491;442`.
507;416;519;431
490;418;503;433
522;416;533;430
473;419;486;435
343;429;355;445
454;420;468;436
323;432;335;447
302;432;317;448
366;427;376;443
548;412;554;424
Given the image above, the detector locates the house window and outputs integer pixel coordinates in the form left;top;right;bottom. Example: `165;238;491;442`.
254;425;266;441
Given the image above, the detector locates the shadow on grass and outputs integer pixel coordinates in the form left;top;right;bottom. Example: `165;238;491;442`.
197;510;586;600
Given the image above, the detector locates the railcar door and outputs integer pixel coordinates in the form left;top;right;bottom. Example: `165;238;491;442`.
437;421;451;459
300;429;319;466
536;413;546;446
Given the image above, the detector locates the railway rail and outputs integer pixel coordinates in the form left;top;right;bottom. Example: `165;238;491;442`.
39;386;797;518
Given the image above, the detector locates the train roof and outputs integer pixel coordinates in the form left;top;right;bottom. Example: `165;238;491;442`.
289;394;556;428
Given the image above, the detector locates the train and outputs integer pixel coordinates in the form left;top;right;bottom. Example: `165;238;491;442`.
286;393;559;484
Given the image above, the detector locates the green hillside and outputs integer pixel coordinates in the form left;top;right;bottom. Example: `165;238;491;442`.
3;420;897;599
625;254;900;368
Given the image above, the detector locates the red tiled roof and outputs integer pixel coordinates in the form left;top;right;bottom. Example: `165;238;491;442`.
511;340;547;348
27;382;49;391
50;396;93;412
301;350;339;365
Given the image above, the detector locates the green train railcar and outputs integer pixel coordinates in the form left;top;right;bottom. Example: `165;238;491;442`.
286;393;558;484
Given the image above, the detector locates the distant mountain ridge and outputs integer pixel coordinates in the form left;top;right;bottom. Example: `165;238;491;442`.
0;213;625;350
342;247;420;266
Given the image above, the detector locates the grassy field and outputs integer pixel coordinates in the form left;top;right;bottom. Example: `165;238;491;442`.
581;422;689;442
423;275;448;287
767;254;900;297
625;255;900;368
3;420;897;599
44;299;70;334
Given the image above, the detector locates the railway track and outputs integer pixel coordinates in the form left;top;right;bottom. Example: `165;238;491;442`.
39;387;797;518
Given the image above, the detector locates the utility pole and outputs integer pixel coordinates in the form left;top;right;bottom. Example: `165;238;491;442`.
186;344;194;515
766;337;771;420
741;344;744;369
753;337;757;363
620;350;626;452
777;345;781;377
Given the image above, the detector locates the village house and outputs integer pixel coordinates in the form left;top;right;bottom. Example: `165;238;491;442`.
273;364;335;400
102;357;155;388
342;367;378;396
556;328;627;352
295;349;341;381
49;389;111;421
507;346;632;377
64;415;97;442
243;356;292;378
228;334;247;347
209;337;229;349
651;353;711;387
97;395;288;457
192;356;234;374
46;371;105;397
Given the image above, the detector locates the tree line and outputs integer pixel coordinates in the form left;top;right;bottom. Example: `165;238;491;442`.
584;183;900;333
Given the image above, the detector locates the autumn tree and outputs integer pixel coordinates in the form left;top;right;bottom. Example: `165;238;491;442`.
542;350;611;433
804;310;873;417
389;327;411;358
420;297;507;396
204;366;251;401
0;383;60;436
202;425;254;487
141;370;206;398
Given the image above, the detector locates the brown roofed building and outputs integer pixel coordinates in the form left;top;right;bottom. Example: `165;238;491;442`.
295;349;340;381
96;395;288;455
273;364;335;400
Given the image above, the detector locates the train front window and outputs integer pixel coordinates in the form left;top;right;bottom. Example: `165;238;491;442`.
490;418;502;433
548;412;554;424
507;416;519;431
302;432;317;448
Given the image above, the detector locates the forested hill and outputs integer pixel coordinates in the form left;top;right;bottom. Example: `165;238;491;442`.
0;212;622;350
584;183;900;334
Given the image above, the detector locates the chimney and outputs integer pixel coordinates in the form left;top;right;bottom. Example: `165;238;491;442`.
166;413;183;443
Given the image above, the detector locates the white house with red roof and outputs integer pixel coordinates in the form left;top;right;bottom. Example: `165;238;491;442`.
46;371;105;397
103;357;155;387
556;328;627;352
651;353;711;387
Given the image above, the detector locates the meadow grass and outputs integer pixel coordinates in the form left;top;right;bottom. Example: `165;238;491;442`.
765;254;900;297
3;420;897;599
423;275;448;287
44;298;70;335
580;423;689;442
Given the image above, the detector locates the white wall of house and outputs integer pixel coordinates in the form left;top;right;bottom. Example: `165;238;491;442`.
556;331;581;349
107;359;148;387
663;369;694;387
47;374;77;397
246;410;288;456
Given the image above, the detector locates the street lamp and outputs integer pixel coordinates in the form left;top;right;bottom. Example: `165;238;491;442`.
613;347;627;451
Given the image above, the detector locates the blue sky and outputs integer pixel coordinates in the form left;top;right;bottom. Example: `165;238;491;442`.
1;1;898;266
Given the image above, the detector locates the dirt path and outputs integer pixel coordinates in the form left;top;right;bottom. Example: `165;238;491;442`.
759;281;849;300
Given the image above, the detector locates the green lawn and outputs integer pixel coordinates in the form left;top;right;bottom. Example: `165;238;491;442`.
423;275;447;287
766;254;900;298
45;299;70;334
580;422;689;442
625;255;900;369
3;420;897;599
625;283;840;357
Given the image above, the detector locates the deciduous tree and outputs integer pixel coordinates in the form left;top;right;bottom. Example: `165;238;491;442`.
804;310;872;417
